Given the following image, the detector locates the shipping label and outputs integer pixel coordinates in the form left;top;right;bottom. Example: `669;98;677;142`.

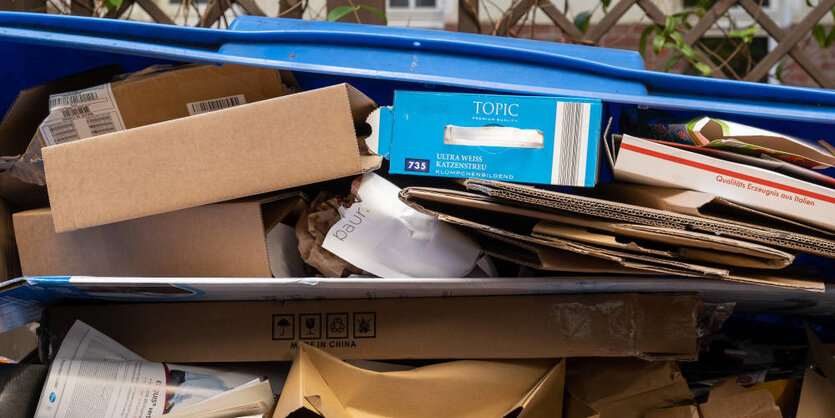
40;84;126;146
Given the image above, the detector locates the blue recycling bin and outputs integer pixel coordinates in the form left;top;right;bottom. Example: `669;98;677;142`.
1;12;835;330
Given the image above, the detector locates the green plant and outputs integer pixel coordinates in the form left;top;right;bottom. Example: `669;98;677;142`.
811;4;835;49
327;1;387;24
639;11;713;76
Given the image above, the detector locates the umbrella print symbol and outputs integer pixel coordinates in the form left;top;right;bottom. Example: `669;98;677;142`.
276;318;290;337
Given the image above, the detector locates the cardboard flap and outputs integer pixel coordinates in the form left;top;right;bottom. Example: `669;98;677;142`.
644;405;700;418
0;66;121;157
564;390;600;418
477;231;648;274
796;368;835;418
505;359;566;418
534;221;674;258
699;381;781;418
566;358;693;418
274;344;556;418
345;84;378;125
273;345;349;418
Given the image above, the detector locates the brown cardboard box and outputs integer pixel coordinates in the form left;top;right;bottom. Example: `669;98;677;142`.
44;83;382;232
43;293;700;363
37;64;293;147
274;344;565;418
13;193;304;277
0;66;121;209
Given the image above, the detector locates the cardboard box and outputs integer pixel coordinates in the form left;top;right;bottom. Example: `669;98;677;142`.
613;134;835;231
44;83;382;232
367;91;602;187
38;64;293;146
0;66;121;209
275;344;565;418
13;193;304;277
42;293;701;363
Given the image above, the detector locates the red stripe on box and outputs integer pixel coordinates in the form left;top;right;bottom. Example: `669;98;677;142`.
619;141;835;205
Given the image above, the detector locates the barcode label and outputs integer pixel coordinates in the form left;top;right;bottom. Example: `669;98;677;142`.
49;91;100;110
41;83;124;146
46;121;80;144
551;102;591;186
60;105;92;119
187;95;246;115
87;114;118;136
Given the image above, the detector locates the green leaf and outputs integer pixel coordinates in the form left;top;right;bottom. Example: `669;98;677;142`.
652;34;666;54
601;0;611;13
775;58;787;82
694;62;712;76
663;15;676;35
826;26;835;48
359;4;388;24
680;43;696;60
104;0;122;10
813;24;827;48
669;31;684;46
573;11;592;34
327;5;358;22
664;55;682;72
638;25;656;58
729;27;758;43
806;0;813;7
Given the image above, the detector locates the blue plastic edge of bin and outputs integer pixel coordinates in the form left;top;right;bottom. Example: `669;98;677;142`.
0;13;834;124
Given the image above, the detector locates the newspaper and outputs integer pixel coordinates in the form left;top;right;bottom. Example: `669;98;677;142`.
35;321;266;418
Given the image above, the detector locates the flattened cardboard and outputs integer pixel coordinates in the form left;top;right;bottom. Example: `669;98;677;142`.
43;294;701;362
400;186;823;290
464;178;835;260
402;187;794;269
476;232;648;274
13;193;304;277
273;344;564;418
44;83;382;232
565;358;693;418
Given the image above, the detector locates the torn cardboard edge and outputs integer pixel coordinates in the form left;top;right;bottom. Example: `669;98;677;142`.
399;187;823;291
44;83;382;232
463;178;835;260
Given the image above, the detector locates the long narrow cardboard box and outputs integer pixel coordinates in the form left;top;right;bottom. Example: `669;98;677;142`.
43;294;701;362
44;83;381;232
